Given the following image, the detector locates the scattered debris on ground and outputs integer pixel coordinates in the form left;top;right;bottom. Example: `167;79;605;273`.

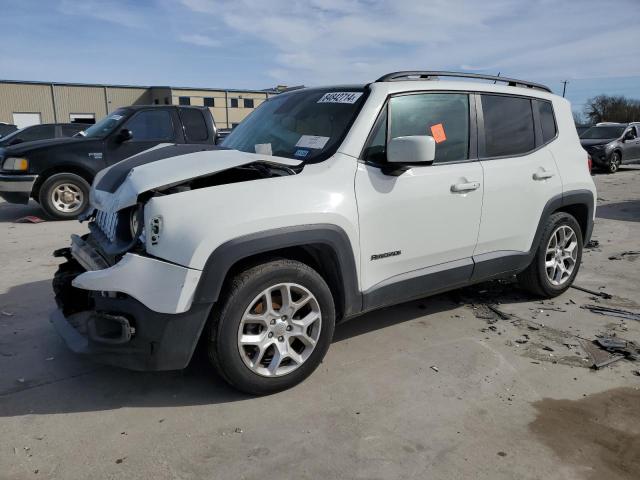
430;366;439;373
585;239;600;249
608;250;640;261
580;334;640;369
570;285;613;299
595;336;639;360
581;304;640;322
13;216;45;224
580;339;623;369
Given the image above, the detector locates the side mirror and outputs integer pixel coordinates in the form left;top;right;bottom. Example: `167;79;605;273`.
623;130;635;141
387;136;436;164
116;129;133;143
9;138;23;146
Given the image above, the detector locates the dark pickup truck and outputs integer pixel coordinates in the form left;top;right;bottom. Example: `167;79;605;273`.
0;105;218;219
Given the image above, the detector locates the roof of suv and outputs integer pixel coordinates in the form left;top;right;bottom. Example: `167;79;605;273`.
286;72;558;102
375;71;551;92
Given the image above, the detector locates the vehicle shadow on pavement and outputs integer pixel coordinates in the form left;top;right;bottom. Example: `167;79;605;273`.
334;277;534;343
0;277;535;417
0;200;47;223
0;280;250;418
334;294;459;343
596;199;640;223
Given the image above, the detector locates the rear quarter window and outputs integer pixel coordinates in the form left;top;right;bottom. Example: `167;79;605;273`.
536;100;557;144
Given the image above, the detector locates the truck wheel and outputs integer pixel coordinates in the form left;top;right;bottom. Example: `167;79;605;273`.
518;212;583;298
207;259;335;395
607;151;621;173
38;173;90;220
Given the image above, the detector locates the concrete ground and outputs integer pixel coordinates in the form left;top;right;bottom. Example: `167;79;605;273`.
1;167;639;480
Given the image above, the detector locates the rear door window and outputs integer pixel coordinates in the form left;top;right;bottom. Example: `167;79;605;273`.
181;108;209;142
481;95;535;157
387;93;469;163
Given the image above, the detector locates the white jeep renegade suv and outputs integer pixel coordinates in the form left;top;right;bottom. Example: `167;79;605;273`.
52;71;596;394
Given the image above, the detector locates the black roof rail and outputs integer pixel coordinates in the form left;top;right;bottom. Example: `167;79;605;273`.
375;71;552;93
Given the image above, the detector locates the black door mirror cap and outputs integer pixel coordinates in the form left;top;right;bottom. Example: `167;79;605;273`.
117;129;133;143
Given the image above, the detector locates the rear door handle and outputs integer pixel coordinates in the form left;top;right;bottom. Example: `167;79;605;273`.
533;170;555;181
451;181;481;193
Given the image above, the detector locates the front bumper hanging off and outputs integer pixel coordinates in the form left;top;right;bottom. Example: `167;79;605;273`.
51;235;213;371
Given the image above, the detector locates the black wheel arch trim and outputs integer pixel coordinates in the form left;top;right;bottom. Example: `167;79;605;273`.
192;224;362;318
544;189;594;244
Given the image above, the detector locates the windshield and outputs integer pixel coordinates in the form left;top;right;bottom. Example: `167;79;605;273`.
580;126;625;139
0;128;22;144
82;109;129;138
222;88;368;162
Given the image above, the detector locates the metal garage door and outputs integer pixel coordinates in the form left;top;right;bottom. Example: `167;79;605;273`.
12;112;42;129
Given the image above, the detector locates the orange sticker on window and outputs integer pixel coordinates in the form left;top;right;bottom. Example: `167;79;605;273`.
430;123;447;143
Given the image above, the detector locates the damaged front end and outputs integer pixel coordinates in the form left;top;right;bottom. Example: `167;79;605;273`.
51;146;303;371
51;233;212;371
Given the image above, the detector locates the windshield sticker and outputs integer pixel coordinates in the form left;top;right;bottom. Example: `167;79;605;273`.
430;123;447;143
254;143;273;156
296;135;330;149
294;149;309;158
111;115;123;121
317;92;363;104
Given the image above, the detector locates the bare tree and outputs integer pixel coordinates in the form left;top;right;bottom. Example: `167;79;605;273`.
572;110;584;124
583;95;640;123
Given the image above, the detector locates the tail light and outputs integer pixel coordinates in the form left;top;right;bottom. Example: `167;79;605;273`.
587;154;593;173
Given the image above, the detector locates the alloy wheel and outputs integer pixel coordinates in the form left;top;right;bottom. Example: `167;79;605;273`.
545;225;578;286
237;283;322;377
609;153;621;173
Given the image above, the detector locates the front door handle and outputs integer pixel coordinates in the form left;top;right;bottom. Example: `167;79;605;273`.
533;169;555;181
451;181;481;193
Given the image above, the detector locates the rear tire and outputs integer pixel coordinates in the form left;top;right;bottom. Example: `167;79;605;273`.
607;151;621;174
518;212;583;298
206;259;335;395
38;173;90;220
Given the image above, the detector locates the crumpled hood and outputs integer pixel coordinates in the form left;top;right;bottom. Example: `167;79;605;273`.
90;144;303;213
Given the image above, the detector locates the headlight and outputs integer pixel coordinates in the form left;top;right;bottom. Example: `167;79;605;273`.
2;157;28;171
129;205;144;239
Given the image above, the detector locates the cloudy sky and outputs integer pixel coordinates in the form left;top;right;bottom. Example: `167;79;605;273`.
1;0;639;117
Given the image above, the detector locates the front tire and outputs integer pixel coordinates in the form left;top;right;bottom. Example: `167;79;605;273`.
607;151;621;174
38;173;90;220
207;259;335;395
518;212;583;298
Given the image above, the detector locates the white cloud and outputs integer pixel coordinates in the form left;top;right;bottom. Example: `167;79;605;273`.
179;33;220;47
179;0;640;86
